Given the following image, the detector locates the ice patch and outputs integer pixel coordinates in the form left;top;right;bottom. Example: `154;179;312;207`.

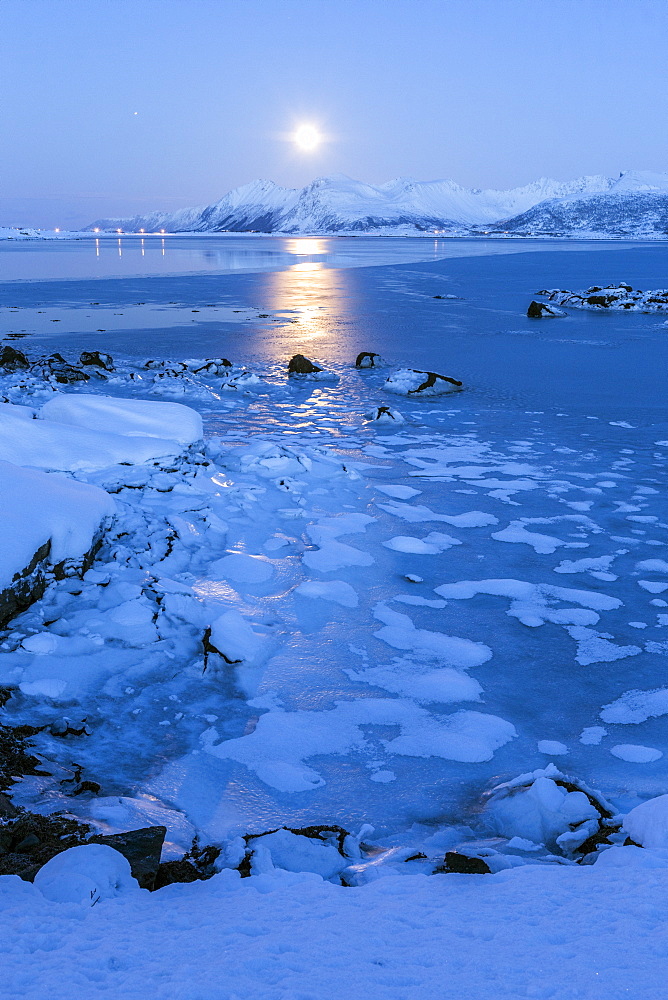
383;532;461;554
566;626;642;666
434;579;619;628
204;699;516;791
373;603;492;666
537;741;569;755
295;580;359;608
209;553;274;584
610;744;662;763
600;688;668;724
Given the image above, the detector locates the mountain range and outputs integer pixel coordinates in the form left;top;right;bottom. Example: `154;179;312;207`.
89;171;668;238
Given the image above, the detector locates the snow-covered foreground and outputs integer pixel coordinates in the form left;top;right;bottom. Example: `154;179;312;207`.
1;237;667;995
2;846;668;1000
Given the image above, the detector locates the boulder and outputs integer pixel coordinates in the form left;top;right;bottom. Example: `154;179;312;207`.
193;359;233;375
240;825;354;882
90;826;166;890
288;354;321;374
0;346;30;371
384;368;463;396
622;794;668;849
365;405;405;424
355;352;383;368
79;351;114;371
483;764;619;856
440;851;491;874
527;300;566;318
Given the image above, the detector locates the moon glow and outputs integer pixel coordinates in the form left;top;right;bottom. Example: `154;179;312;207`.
294;124;321;152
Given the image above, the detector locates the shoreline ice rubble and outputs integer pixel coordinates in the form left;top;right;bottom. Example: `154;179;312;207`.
1;336;668;996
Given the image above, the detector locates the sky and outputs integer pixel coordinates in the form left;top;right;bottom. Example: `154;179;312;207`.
1;0;667;229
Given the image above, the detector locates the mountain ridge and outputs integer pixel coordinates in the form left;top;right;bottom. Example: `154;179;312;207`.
88;171;668;237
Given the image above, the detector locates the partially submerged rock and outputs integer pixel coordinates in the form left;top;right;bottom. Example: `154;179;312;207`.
537;284;668;313
483;764;619;857
288;354;321;374
240;825;357;883
527;300;566;318
0;346;30;371
384;368;463;396
365;405;405;424
80;350;114;371
355;351;383;368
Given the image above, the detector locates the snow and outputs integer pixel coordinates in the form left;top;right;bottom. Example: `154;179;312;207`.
0;410;187;472
34;844;140;904
91;169;668;237
41;393;203;446
2;856;668;999
0;460;115;590
623;795;668;848
610;744;663;763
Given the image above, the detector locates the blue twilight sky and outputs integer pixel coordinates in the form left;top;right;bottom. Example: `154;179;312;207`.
1;0;667;229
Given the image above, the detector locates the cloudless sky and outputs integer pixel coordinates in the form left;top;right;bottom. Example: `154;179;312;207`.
2;0;667;228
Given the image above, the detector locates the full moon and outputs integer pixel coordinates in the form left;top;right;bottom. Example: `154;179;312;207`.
294;124;321;152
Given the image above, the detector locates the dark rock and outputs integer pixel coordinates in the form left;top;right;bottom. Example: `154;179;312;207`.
50;717;91;738
288;354;321;374
193;359;233;376
72;780;101;796
0;811;92;880
15;833;40;852
0;346;30;371
355;352;381;368
442;851;491;874
154;859;203;889
80;351;114;371
0;792;20;820
91;826;167;890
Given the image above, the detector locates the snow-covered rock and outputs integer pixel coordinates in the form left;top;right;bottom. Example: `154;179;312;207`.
484;765;617;854
537;284;668;313
41;394;203;446
0;410;186;472
0;461;115;623
383;369;463;396
34;844;141;904
623;795;668;848
527;300;566;318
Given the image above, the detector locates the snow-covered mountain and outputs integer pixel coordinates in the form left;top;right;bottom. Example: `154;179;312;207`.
486;172;668;237
89;171;668;236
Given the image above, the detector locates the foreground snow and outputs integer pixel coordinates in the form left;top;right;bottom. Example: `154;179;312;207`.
2;846;668;1000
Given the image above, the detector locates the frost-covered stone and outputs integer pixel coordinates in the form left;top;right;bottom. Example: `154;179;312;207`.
484;765;617;855
365;405;405;424
0;461;115;624
538;284;668;313
527;300;566;318
623;795;668;848
34;844;141;903
355;351;384;368
383;368;463;395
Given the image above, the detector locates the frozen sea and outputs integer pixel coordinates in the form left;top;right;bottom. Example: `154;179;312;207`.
1;234;667;853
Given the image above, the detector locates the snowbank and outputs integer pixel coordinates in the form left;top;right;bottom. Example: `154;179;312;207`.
0;410;186;472
2;853;668;999
0;461;115;594
41;394;203;446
